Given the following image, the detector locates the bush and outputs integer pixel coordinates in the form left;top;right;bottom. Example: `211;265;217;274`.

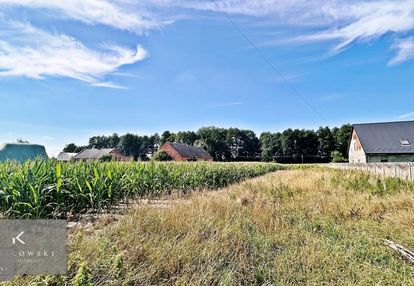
152;151;173;161
100;155;113;162
331;151;347;163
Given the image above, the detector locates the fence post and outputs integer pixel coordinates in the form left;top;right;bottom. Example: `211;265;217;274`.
410;164;413;181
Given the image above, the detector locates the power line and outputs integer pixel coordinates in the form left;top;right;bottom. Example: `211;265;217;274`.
210;0;325;121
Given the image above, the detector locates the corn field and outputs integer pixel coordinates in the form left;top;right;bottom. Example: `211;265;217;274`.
0;160;281;219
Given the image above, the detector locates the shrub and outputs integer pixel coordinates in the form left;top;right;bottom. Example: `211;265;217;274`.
100;155;113;162
331;151;347;163
152;151;173;161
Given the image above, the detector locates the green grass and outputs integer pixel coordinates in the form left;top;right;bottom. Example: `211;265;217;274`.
0;160;282;219
5;167;414;285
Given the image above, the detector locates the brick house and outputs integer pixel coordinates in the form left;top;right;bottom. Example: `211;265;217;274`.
159;142;213;161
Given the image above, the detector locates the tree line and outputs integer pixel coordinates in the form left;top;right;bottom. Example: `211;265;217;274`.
63;124;352;163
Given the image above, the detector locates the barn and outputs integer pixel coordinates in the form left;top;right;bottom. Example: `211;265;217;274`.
0;143;49;163
159;142;213;161
73;148;130;161
349;121;414;163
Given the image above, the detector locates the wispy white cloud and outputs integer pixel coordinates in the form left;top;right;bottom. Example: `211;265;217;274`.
321;93;344;102
163;0;414;64
389;37;414;66
111;72;145;80
0;21;147;86
91;82;128;89
398;111;414;119
1;0;414;88
298;1;414;54
0;0;162;32
165;0;330;20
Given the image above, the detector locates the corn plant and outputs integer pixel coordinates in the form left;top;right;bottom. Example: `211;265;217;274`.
0;160;282;219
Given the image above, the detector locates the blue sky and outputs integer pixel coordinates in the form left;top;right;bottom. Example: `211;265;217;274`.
0;0;414;156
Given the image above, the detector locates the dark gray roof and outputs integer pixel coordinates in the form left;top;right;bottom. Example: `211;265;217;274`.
354;121;414;154
73;148;114;160
57;152;77;161
168;142;213;159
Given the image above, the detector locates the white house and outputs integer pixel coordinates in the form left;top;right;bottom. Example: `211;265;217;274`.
349;121;414;163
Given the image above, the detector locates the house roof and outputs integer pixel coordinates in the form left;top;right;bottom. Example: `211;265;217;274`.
57;152;77;161
353;120;414;154
0;143;48;162
166;142;213;159
73;148;114;160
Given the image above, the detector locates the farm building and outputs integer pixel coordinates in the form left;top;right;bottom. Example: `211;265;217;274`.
349;120;414;163
159;142;213;161
73;148;130;161
0;143;48;163
57;152;77;162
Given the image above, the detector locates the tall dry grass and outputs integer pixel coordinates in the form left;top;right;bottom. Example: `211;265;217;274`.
7;167;414;285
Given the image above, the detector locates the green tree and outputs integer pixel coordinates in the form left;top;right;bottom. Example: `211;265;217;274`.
109;133;120;148
160;131;175;145
63;143;78;153
148;133;160;155
259;132;283;162
317;126;335;158
332;124;352;158
226;128;260;160
118;134;141;159
196;127;229;161
89;136;110;149
175;131;199;146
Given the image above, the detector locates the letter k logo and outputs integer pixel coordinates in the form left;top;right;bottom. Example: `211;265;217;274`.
12;231;25;245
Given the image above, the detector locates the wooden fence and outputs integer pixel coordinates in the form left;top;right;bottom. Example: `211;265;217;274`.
328;163;414;181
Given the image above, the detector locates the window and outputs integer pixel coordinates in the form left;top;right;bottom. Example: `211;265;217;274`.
400;139;410;146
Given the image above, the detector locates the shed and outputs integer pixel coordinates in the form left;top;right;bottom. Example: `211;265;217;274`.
349;120;414;163
0;143;48;163
159;142;213;161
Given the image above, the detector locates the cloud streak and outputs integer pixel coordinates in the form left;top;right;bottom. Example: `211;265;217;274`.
165;0;414;64
398;111;414;119
0;0;161;32
389;37;414;66
1;0;414;88
0;21;147;87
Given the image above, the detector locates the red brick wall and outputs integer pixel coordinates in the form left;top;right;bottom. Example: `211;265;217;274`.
160;143;186;161
160;143;213;161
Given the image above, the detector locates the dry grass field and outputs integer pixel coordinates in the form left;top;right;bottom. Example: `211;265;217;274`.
7;167;414;285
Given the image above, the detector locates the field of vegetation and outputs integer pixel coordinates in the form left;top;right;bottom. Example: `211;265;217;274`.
0;160;281;219
6;166;414;285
